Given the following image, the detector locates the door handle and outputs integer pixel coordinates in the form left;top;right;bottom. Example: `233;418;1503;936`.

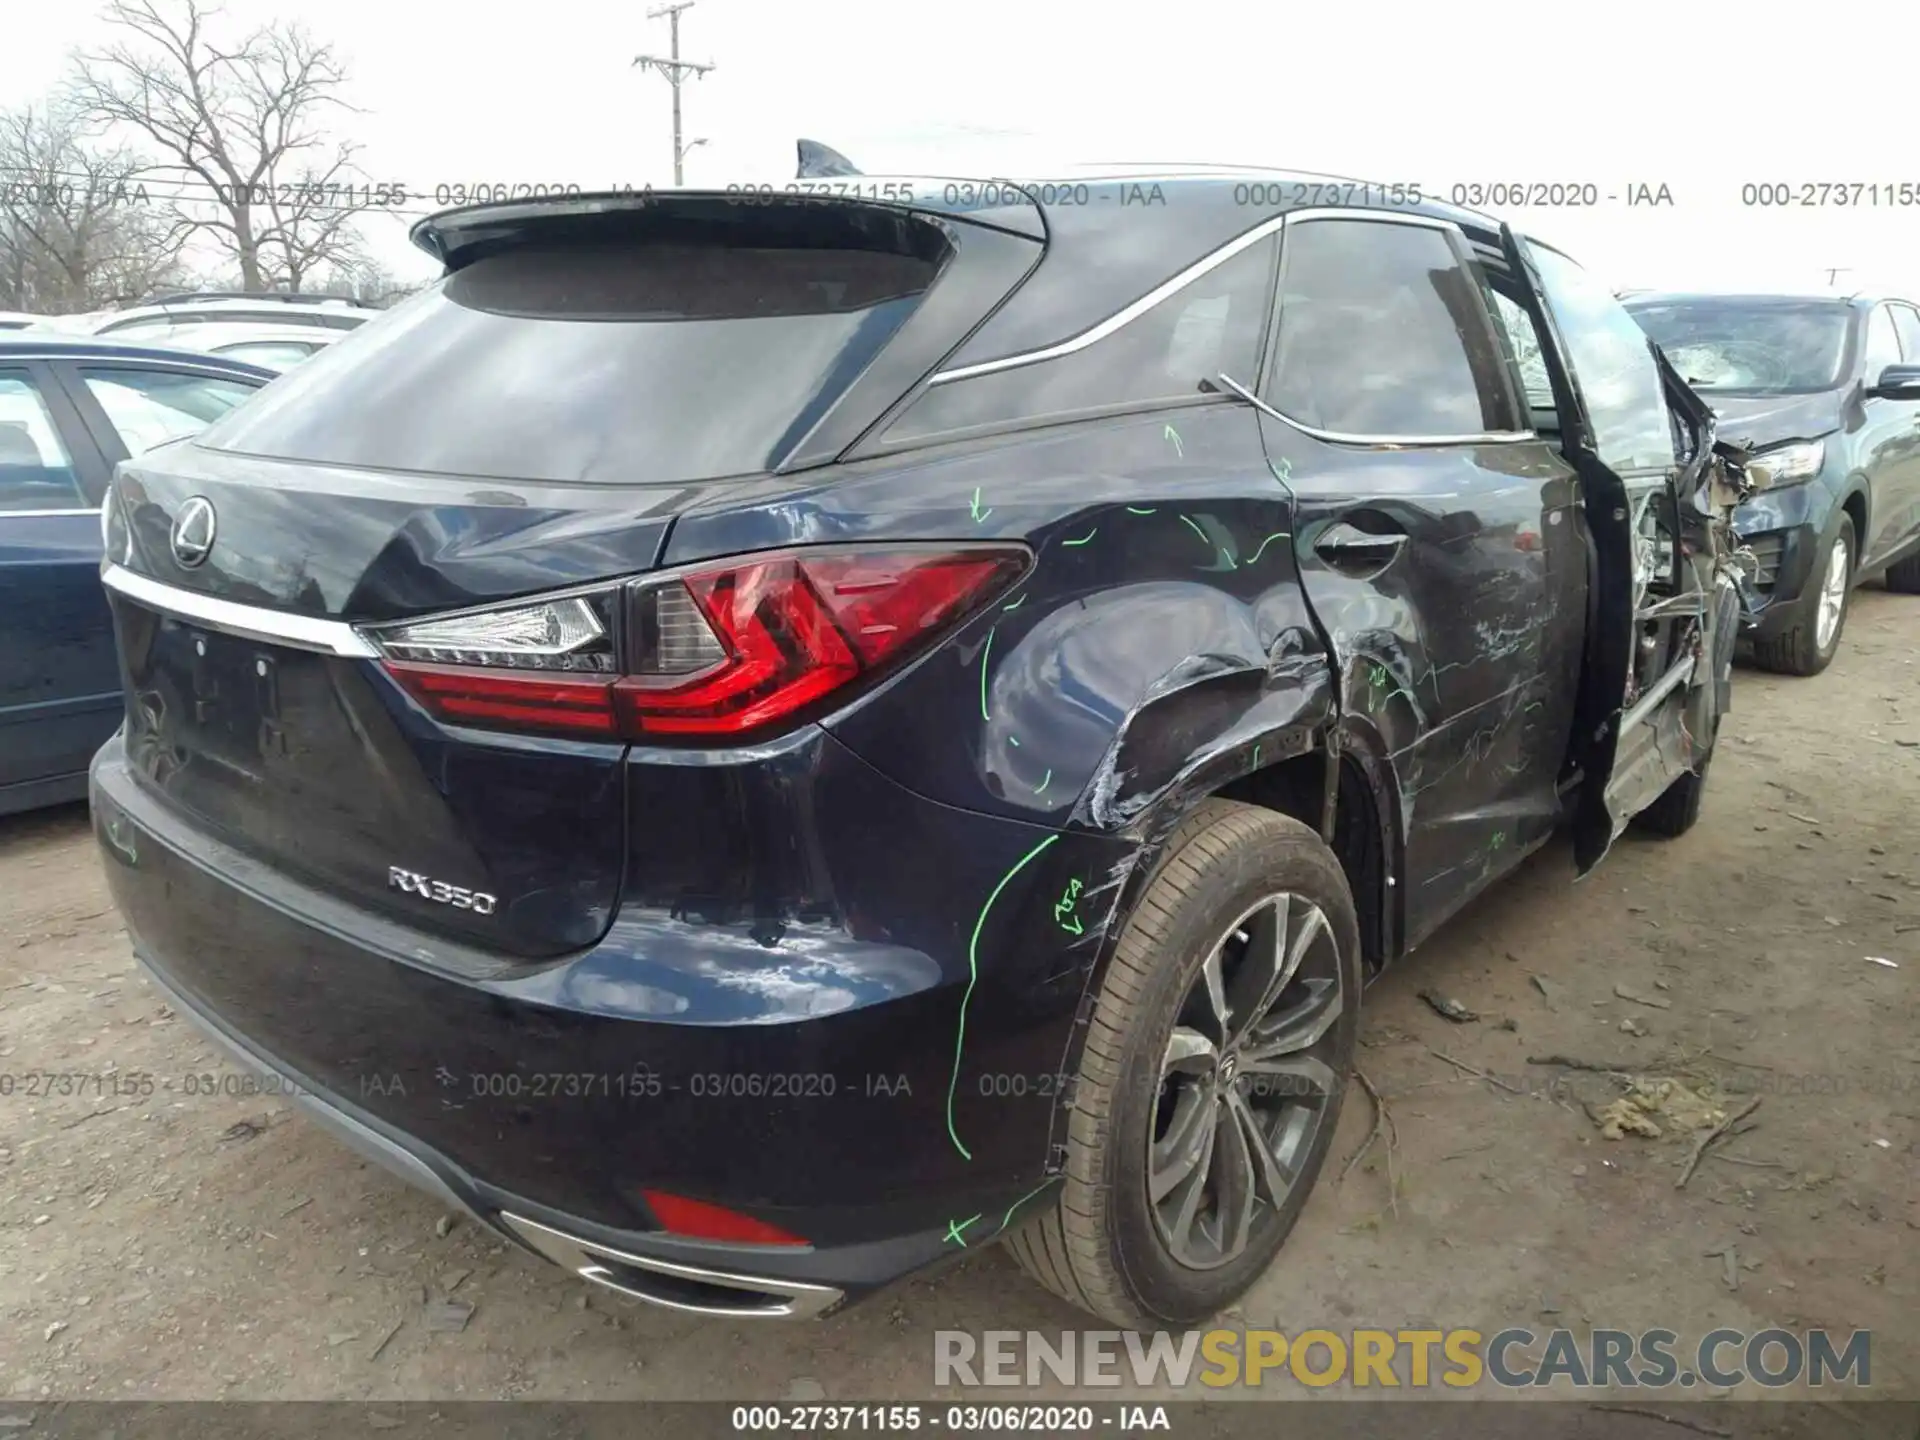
1313;521;1407;571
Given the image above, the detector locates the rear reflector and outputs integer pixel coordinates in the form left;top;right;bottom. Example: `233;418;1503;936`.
641;1189;809;1247
364;545;1027;742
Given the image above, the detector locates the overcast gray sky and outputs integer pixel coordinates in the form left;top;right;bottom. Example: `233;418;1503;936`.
6;0;1917;292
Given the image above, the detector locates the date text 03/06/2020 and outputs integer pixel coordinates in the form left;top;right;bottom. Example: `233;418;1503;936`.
731;1405;1173;1433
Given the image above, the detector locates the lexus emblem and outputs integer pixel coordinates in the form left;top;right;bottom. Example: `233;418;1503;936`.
171;497;217;568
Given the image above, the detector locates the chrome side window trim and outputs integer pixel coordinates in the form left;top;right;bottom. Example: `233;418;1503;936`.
927;212;1291;385
926;205;1489;398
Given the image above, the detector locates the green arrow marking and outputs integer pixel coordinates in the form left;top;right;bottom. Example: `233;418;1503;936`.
948;834;1061;1160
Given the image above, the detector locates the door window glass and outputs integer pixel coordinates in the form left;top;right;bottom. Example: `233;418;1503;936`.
1264;218;1521;437
79;368;259;458
1523;242;1676;472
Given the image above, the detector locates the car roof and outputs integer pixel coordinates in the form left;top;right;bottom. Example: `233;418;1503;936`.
1623;291;1894;310
0;335;279;379
115;293;376;315
410;168;1518;370
183;324;342;346
414;167;1498;255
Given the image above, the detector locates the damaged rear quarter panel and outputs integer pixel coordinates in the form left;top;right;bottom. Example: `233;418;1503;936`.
673;405;1337;1181
814;406;1337;843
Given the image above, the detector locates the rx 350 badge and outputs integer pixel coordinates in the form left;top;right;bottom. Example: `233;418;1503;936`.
388;866;497;915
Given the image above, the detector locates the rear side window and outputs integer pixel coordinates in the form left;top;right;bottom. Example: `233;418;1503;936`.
215;341;312;367
1263;218;1522;438
199;244;942;484
882;235;1278;445
1524;243;1675;473
0;373;82;511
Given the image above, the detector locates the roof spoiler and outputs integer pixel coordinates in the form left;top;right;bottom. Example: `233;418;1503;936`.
796;139;861;178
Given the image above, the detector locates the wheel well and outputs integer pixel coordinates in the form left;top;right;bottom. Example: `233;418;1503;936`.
1842;490;1867;564
1215;748;1388;974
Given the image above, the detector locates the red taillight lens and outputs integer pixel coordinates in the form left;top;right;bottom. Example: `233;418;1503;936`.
367;546;1025;742
641;1189;809;1247
384;662;619;735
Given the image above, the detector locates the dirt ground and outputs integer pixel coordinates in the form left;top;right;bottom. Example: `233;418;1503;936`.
1;590;1914;1409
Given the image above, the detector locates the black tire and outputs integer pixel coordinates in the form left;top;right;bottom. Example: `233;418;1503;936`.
1631;718;1719;839
1005;799;1361;1328
1750;512;1854;677
1886;549;1920;595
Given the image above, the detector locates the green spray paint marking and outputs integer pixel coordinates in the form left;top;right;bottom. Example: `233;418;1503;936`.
1179;514;1209;544
1035;768;1052;795
1054;877;1085;935
970;487;992;523
1062;528;1098;547
1127;506;1158;515
1009;735;1021;747
1164;424;1184;458
944;1214;983;1247
978;627;995;721
1267;456;1293;485
948;833;1061;1160
1247;532;1293;564
1002;594;1027;612
995;1180;1055;1236
1368;662;1419;714
1252;745;1261;768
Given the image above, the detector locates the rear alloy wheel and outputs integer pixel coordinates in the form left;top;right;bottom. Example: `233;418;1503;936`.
1751;514;1853;677
1005;800;1360;1328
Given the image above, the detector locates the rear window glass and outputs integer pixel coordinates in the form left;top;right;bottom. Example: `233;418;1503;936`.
197;244;943;484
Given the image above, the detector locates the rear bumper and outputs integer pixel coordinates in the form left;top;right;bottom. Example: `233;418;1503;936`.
92;732;1124;1314
133;953;850;1318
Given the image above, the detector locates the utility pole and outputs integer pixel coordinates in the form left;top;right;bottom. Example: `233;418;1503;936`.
1824;267;1852;288
633;1;715;185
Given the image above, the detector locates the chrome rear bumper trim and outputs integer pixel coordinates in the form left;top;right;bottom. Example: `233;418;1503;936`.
101;564;378;658
498;1211;844;1320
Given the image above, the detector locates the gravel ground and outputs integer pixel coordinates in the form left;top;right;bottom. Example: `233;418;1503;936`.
1;589;1914;1410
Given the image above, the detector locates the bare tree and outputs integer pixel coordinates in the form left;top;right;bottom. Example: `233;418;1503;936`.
68;0;376;291
313;255;429;307
0;99;188;310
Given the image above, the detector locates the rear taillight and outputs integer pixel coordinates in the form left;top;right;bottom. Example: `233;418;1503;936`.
364;546;1026;742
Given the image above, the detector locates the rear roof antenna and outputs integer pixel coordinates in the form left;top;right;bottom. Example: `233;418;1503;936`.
796;139;861;178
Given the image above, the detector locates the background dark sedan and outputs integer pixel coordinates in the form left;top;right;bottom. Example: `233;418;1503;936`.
0;340;274;815
1624;292;1920;674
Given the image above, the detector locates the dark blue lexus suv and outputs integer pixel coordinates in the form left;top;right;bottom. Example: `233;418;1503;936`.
90;172;1750;1327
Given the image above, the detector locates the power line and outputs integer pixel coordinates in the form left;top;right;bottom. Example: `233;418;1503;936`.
633;1;715;186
